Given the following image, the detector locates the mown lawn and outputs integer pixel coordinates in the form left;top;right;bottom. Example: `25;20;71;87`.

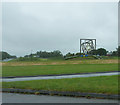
2;59;118;66
3;75;118;94
2;64;118;77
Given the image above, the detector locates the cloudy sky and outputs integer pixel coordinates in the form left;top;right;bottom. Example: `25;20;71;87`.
2;2;118;56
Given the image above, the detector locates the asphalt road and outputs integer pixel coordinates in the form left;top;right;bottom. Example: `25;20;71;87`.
2;93;119;103
2;71;119;82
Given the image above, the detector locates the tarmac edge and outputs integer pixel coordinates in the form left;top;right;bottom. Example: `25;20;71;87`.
2;88;120;100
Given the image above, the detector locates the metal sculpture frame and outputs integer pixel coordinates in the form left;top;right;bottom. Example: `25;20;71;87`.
80;39;96;54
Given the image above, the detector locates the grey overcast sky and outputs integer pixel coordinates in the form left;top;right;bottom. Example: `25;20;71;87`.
2;2;118;56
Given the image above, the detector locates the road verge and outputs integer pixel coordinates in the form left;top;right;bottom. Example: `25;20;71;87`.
2;88;120;99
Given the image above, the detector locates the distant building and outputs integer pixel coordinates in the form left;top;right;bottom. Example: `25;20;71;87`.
33;55;39;58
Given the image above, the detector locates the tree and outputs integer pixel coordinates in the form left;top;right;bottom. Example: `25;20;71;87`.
89;50;97;55
97;48;107;56
65;52;74;57
26;50;63;58
111;46;120;56
112;51;117;56
0;51;16;60
75;53;80;56
89;48;107;56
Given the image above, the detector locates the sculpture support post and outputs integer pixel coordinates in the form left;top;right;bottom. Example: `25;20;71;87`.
80;39;82;54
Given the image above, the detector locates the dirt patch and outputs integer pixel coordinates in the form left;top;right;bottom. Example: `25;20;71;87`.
85;59;118;64
0;62;2;66
2;59;118;66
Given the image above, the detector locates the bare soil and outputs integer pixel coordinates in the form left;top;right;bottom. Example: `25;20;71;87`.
2;59;118;66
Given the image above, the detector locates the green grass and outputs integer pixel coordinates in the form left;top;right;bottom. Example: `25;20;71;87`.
3;75;118;94
2;64;118;77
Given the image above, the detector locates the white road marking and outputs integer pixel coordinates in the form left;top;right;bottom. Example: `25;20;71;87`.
2;72;119;82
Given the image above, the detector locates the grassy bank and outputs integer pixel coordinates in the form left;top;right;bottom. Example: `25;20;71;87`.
3;75;118;95
2;59;118;66
2;64;118;77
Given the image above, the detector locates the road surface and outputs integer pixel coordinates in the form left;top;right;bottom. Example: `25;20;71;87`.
2;93;119;103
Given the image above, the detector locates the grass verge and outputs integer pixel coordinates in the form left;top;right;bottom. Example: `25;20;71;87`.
2;64;118;77
3;75;118;95
2;59;118;66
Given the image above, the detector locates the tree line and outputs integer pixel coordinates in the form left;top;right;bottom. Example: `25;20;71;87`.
24;50;63;58
1;46;120;60
64;47;120;58
0;51;17;60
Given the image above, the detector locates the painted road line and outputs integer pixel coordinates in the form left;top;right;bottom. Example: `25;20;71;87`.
2;72;119;82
